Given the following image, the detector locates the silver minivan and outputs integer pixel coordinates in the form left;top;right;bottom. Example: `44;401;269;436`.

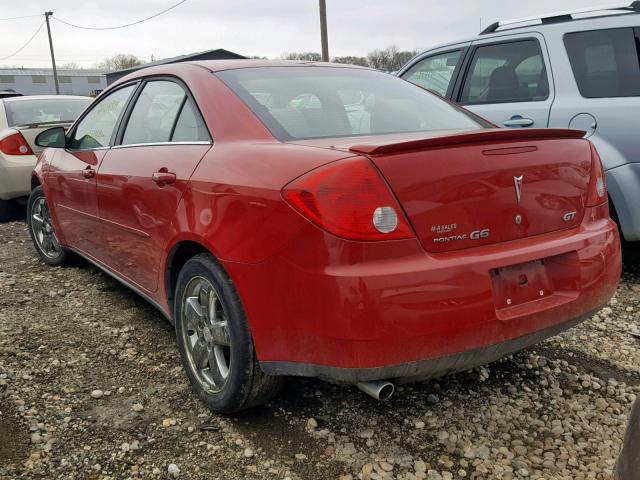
398;2;640;245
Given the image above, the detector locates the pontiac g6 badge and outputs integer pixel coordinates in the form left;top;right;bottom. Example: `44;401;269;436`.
433;228;490;243
513;175;523;204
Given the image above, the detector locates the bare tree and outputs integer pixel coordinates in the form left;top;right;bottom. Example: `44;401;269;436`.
94;54;145;72
60;62;80;69
332;56;369;67
281;52;322;62
367;46;418;72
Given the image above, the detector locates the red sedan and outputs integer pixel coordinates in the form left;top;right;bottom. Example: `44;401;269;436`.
28;61;621;412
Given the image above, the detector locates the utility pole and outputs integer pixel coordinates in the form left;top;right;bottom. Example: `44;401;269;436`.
44;11;60;95
319;0;329;62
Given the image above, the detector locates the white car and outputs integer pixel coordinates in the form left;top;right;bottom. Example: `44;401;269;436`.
0;95;91;220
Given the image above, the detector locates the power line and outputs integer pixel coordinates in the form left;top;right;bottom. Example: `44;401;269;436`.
0;14;42;21
0;20;45;61
52;0;187;30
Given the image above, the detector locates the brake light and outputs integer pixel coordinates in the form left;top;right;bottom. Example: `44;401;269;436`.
0;132;33;156
282;157;415;241
586;143;607;207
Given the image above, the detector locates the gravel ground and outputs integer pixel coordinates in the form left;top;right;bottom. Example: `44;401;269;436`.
0;219;638;480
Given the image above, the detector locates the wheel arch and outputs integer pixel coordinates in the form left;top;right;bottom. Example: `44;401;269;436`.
164;237;218;317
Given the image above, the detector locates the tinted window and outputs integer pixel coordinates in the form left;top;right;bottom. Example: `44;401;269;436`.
69;85;135;150
564;28;640;98
171;99;209;142
401;50;461;96
460;40;549;104
122;81;186;145
217;67;486;141
4;98;90;127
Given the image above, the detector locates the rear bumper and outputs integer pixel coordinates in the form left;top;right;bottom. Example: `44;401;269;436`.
223;204;621;383
0;154;36;201
260;310;594;383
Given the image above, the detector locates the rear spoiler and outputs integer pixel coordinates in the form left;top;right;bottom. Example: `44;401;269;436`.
349;128;586;155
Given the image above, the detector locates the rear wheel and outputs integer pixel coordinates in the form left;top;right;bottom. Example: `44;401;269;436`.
27;186;72;266
174;253;283;413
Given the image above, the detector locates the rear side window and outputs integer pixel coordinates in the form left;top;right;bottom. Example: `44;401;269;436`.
171;99;209;142
564;28;640;98
400;50;462;96
459;40;549;104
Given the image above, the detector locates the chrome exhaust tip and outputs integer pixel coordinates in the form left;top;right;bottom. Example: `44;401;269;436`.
357;380;395;401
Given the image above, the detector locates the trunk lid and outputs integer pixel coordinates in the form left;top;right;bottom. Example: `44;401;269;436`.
294;128;591;253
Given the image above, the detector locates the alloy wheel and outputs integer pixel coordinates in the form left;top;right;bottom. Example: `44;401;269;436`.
30;197;62;259
180;276;231;393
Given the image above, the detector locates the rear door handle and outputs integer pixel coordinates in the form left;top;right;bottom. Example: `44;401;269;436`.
503;116;534;128
82;167;95;179
152;169;176;185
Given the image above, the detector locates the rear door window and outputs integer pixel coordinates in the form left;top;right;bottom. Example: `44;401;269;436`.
400;50;462;97
459;40;549;104
122;81;185;145
564;28;640;98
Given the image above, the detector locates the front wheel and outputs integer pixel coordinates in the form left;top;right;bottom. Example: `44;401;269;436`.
27;186;72;266
174;253;283;413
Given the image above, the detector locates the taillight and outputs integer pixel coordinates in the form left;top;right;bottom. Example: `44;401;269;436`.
282;157;415;241
0;132;33;156
586;143;607;207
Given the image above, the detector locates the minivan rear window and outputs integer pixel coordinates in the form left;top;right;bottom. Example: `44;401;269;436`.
564;28;640;98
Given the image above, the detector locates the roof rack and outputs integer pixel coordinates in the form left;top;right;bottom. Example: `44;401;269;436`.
480;1;640;34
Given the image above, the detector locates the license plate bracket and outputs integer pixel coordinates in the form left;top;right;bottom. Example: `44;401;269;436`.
490;259;554;310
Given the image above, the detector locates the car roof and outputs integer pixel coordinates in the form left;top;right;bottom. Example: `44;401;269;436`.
414;3;640;53
187;59;372;72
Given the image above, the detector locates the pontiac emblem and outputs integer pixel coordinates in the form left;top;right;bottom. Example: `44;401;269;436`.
513;175;523;204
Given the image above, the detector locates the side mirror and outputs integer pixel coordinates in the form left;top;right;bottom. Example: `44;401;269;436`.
35;126;66;148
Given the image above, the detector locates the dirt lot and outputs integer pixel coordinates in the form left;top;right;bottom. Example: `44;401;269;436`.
0;220;638;480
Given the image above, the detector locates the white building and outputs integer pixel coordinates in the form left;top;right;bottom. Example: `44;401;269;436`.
0;68;106;97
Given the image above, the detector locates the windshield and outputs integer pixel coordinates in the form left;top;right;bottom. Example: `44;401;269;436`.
216;66;487;141
5;98;91;127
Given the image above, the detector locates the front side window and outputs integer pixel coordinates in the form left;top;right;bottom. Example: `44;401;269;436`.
400;50;462;96
459;40;549;104
69;84;135;150
216;67;486;141
122;80;186;145
564;28;640;98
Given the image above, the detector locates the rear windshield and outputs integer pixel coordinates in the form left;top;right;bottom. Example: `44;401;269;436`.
216;67;487;141
4;98;91;127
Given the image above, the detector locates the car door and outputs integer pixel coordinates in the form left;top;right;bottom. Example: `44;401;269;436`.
398;45;470;98
95;78;211;293
454;34;554;129
47;84;137;257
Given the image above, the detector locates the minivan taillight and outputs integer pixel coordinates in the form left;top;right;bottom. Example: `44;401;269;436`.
282;157;415;241
0;132;33;156
586;143;607;207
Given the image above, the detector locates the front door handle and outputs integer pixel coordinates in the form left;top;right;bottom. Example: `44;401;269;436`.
503;115;535;128
152;169;176;186
82;167;95;179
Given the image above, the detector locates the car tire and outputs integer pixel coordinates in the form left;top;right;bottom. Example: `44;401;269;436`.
0;199;19;222
27;186;72;267
174;253;283;413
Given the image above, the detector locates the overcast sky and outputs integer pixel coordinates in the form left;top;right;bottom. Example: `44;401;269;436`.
1;0;594;68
